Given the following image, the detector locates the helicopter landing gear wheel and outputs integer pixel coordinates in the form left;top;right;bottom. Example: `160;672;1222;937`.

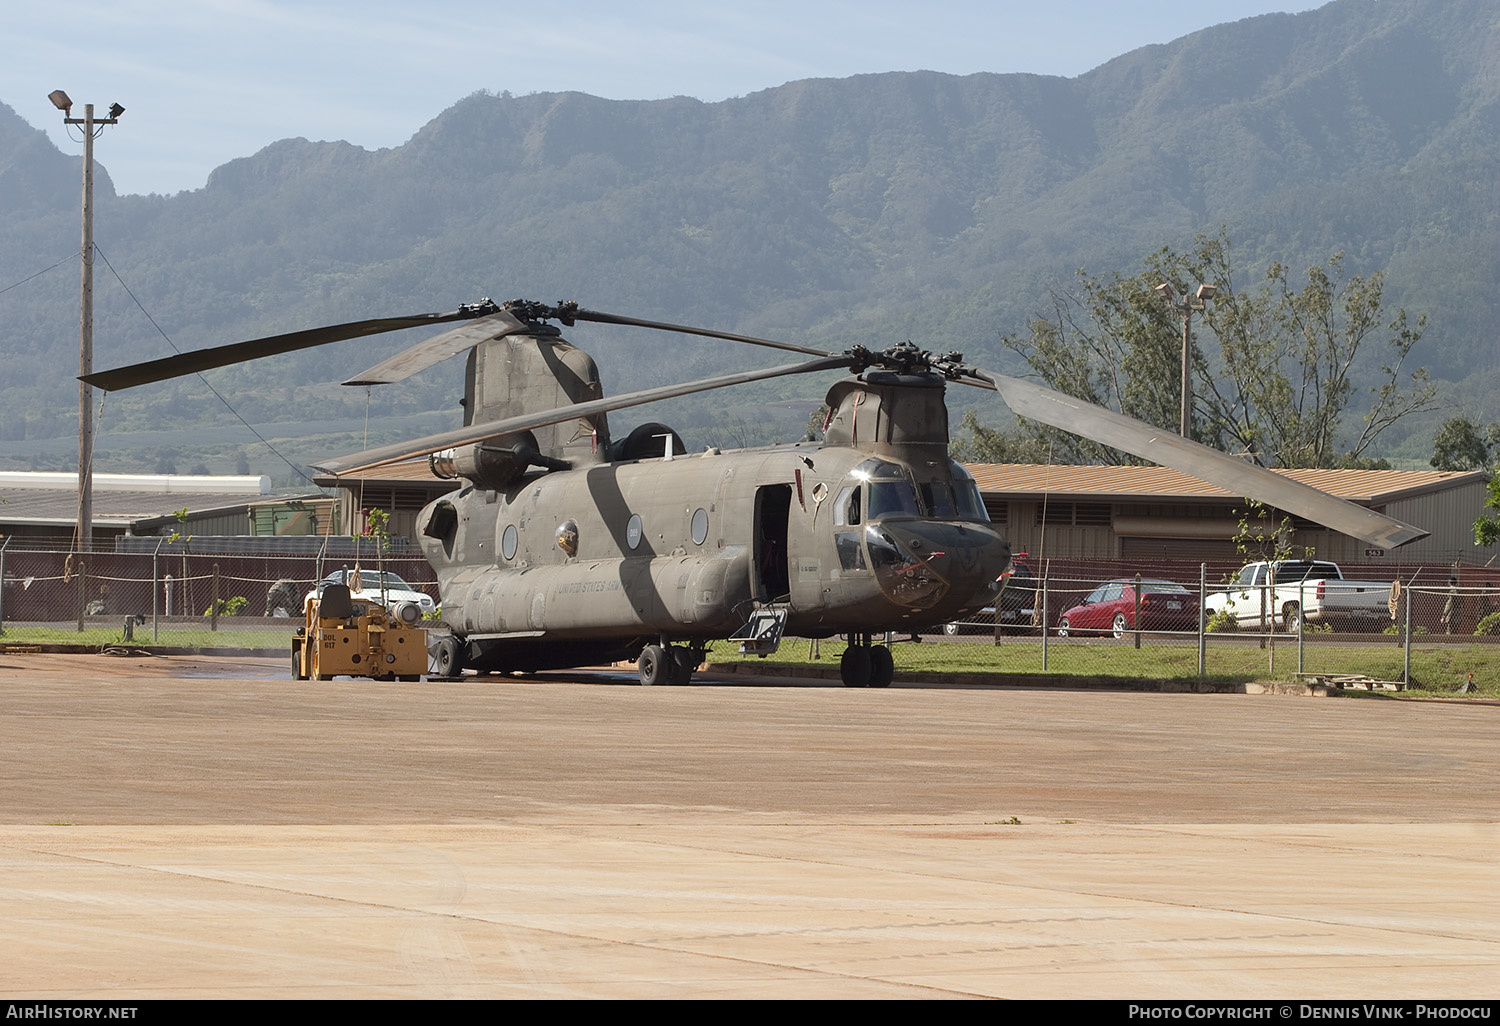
868;646;894;688
432;635;464;678
638;644;669;686
840;645;873;687
668;647;698;685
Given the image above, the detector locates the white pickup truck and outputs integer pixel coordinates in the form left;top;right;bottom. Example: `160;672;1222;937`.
1206;560;1394;631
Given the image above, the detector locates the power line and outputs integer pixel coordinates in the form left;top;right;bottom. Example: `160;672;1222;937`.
92;244;321;487
0;252;80;297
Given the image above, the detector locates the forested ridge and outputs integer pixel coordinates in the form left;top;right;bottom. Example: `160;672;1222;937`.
2;0;1497;482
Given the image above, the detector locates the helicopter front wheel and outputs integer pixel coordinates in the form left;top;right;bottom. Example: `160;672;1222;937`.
432;635;465;678
638;644;669;686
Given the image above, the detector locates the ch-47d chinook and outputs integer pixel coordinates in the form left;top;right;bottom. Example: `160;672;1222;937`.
84;298;1428;687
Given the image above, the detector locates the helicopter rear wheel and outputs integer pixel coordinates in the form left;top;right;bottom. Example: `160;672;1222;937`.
638;644;670;686
840;645;873;687
668;646;698;685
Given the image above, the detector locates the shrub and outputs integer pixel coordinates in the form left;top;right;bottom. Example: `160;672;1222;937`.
1206;609;1238;633
1476;611;1500;636
204;596;249;617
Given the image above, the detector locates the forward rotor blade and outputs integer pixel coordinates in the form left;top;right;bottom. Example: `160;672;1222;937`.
315;353;856;475
343;311;529;385
968;367;1429;549
81;305;499;392
567;307;831;358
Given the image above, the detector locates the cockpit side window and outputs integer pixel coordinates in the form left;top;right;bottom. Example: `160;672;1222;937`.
834;485;861;526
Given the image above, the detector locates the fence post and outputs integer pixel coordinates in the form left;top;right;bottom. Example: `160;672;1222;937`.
1297;578;1305;675
0;537;9;636
1133;571;1142;650
152;540;161;642
1198;563;1206;678
1403;586;1413;687
1040;564;1049;672
211;563;220;632
76;560;86;632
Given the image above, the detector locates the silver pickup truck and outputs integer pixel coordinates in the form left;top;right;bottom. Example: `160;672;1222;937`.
1206;560;1394;631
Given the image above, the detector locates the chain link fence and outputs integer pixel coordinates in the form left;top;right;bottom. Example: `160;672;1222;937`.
3;546;1496;688
930;558;1500;687
0;543;438;653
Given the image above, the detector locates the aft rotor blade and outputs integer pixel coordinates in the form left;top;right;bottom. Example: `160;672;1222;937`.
567;307;830;358
315;353;856;475
343;310;530;385
967;367;1429;549
81;305;500;392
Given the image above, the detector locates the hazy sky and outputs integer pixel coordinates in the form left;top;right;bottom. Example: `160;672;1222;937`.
7;0;1326;197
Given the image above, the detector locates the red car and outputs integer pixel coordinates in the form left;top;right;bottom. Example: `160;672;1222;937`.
1056;578;1198;638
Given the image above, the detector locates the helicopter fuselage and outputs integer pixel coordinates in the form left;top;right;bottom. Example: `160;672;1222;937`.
419;438;1011;672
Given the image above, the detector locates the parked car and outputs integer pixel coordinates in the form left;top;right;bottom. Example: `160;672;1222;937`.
1056;578;1197;638
304;568;437;616
942;553;1038;635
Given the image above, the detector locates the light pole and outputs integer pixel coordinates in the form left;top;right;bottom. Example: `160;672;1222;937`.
1153;281;1216;438
49;90;124;553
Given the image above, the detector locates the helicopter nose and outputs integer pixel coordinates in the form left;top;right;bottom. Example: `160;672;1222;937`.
865;520;1011;612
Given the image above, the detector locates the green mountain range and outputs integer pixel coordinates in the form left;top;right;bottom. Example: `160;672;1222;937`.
2;0;1497;483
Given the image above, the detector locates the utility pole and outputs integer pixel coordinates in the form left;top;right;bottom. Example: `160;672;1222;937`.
49;91;124;553
1153;281;1217;438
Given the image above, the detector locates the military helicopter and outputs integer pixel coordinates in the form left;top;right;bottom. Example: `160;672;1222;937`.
84;297;1427;687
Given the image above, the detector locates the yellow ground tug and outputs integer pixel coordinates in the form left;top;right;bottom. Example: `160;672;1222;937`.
292;582;428;681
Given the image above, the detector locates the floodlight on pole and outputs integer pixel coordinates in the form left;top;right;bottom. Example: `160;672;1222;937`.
1155;280;1219;438
51;91;124;554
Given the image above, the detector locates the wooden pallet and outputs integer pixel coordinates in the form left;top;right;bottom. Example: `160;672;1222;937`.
1294;672;1405;691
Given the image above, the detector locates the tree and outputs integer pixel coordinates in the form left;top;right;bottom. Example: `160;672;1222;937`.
966;231;1438;468
1431;417;1496;471
1477;477;1500;549
949;409;1061;463
1457;421;1500;547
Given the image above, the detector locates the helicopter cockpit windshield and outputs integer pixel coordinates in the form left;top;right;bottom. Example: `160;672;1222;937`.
943;461;989;521
835;458;989;524
828;458;995;610
858;460;921;519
